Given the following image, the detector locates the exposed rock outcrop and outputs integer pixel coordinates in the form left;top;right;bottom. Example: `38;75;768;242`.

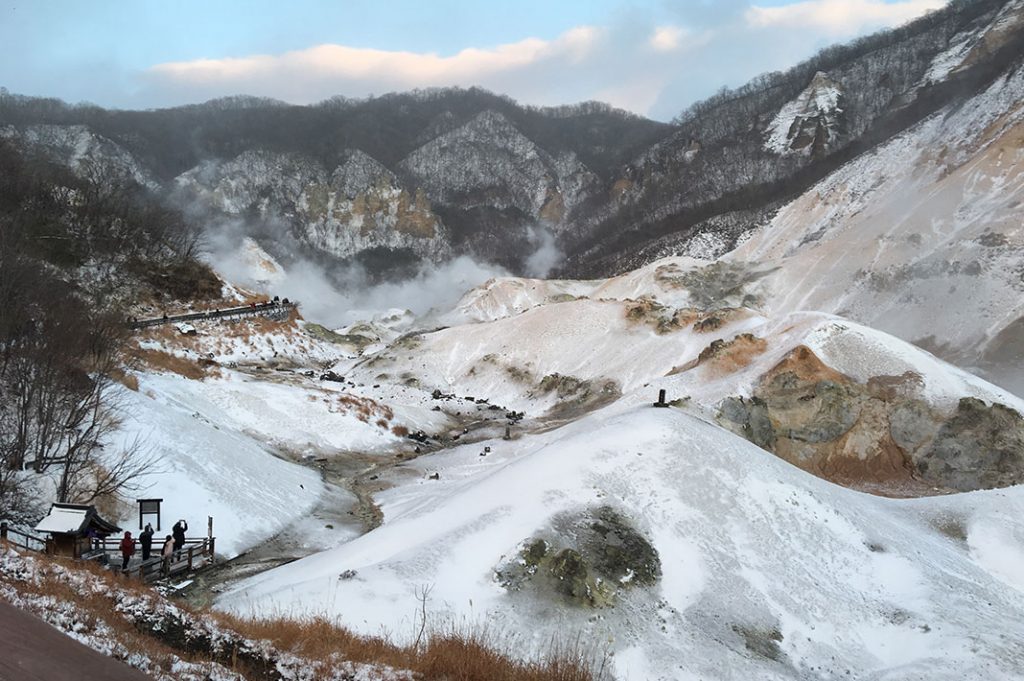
175;148;451;262
764;71;845;157
398;110;599;223
495;506;661;607
720;345;1024;493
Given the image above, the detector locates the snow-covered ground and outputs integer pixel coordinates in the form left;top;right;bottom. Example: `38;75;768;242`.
111;373;324;559
217;404;1024;680
151;250;1020;679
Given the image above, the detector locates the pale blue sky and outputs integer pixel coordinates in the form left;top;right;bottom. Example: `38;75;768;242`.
2;0;946;120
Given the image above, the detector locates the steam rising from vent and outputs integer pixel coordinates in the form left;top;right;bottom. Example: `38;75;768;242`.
525;226;563;278
203;220;565;328
201;220;491;328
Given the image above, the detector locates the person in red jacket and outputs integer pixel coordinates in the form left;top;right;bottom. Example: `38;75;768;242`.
119;531;136;571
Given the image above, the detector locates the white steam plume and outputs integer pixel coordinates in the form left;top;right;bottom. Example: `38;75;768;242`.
203;220;563;328
524;226;563;278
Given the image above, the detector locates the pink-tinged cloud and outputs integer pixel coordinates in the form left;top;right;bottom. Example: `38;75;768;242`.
746;0;945;35
149;26;602;90
649;26;686;52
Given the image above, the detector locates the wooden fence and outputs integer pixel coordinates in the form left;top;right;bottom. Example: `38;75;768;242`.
129;301;296;330
1;522;215;582
95;536;216;582
0;523;45;553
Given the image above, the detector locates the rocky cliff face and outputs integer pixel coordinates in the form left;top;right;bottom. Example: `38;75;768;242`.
0;123;157;189
764;71;845;158
399;110;600;227
176;148;451;263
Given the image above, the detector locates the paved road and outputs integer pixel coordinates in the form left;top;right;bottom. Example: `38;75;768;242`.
0;601;151;681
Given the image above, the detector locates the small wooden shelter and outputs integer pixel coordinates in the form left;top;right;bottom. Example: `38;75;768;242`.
34;503;121;558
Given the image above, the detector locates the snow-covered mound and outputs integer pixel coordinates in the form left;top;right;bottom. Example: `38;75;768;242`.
348;271;1024;494
441;256;772;326
119;309;459;558
217;405;1024;680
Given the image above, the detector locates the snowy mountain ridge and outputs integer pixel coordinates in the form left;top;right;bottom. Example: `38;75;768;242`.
733;55;1024;395
2;0;1021;277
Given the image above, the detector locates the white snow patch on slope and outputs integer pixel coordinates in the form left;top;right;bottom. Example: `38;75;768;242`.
734;61;1024;393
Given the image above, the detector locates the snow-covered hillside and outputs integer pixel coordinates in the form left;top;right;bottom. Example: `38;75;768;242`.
733;60;1024;395
218;405;1024;680
111;253;1018;680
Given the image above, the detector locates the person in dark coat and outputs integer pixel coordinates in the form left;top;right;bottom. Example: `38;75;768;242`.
139;523;154;561
119;531;136;571
172;519;188;556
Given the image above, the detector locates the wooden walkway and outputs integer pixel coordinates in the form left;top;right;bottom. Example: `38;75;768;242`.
1;526;216;583
129;300;296;330
91;537;216;583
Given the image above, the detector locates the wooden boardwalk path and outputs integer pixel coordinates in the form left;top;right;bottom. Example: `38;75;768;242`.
94;537;217;583
129;300;296;330
1;526;216;584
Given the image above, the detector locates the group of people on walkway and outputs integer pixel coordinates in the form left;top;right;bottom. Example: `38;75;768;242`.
117;519;189;573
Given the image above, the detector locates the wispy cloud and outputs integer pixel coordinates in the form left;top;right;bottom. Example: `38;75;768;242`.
649;25;686;52
149;27;603;96
745;0;945;35
137;1;947;120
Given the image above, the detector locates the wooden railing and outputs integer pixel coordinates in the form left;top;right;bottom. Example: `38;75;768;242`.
0;522;46;553
129;301;296;330
2;522;215;581
97;536;216;582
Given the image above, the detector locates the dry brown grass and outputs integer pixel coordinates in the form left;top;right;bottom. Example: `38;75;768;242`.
128;347;211;380
417;629;598;681
0;548;606;679
333;394;394;425
110;367;140;391
2;548;606;680
219;614;603;681
217;614;407;670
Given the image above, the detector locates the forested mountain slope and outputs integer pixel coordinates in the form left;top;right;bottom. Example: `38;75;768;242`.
1;0;1020;279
